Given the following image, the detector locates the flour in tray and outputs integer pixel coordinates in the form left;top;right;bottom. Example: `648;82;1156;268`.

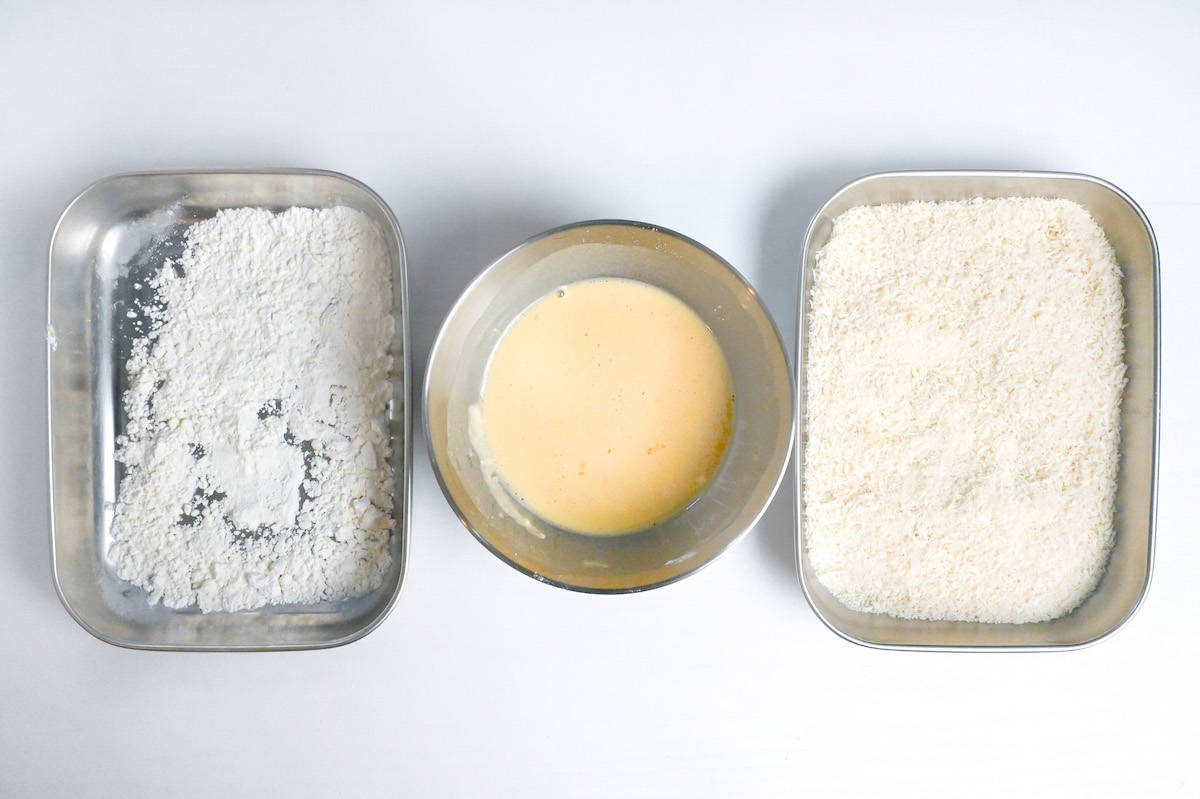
109;206;396;612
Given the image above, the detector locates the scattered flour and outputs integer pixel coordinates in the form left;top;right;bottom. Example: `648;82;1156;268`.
804;198;1125;623
109;207;396;612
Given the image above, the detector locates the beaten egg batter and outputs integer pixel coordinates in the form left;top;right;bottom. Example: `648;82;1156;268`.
479;278;734;536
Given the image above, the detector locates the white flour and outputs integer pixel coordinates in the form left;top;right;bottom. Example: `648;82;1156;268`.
109;207;396;612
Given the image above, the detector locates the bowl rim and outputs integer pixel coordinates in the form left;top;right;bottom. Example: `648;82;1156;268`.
47;167;413;651
423;217;796;594
793;168;1160;651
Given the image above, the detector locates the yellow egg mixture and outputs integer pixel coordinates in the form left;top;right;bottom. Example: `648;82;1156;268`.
479;278;734;536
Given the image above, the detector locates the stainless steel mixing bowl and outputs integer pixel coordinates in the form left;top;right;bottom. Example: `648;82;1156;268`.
425;220;794;592
796;170;1159;650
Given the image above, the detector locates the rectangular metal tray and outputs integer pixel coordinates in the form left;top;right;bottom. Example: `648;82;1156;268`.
48;169;411;650
795;170;1159;650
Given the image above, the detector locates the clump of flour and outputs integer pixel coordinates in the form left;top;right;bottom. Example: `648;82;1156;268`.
109;207;396;612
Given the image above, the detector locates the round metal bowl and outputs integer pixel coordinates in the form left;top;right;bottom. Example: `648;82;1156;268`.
424;219;794;592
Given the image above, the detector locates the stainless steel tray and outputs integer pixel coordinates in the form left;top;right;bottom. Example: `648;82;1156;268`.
47;169;411;650
795;170;1159;650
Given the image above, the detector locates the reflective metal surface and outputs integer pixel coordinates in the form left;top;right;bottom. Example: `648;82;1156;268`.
425;220;795;592
48;169;412;650
795;170;1159;650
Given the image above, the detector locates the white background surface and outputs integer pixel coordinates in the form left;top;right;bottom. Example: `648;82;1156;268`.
2;2;1197;796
